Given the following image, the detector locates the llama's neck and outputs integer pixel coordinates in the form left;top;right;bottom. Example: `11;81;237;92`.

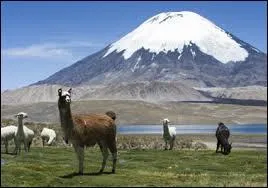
222;138;229;147
163;124;170;136
17;118;24;132
47;136;55;145
59;105;74;140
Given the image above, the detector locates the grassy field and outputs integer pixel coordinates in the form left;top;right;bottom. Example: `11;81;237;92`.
1;147;267;187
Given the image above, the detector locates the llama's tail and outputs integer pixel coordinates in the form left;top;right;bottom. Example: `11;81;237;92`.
28;140;32;150
105;111;116;121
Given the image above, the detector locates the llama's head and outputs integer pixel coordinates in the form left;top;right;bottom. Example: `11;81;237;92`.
58;88;72;108
224;142;232;155
163;118;170;125
218;122;225;127
15;112;28;119
106;111;117;121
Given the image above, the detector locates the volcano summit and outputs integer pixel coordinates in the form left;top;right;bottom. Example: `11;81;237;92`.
34;11;266;88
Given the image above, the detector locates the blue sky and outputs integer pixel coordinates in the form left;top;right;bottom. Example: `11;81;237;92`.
1;1;267;91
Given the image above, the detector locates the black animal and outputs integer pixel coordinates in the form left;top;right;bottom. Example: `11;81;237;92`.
215;122;232;155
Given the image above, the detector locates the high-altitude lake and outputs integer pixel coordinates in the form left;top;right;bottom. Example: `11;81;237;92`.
117;124;267;135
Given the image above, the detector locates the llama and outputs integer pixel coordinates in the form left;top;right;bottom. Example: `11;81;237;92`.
57;88;117;175
215;122;232;155
1;125;17;153
14;112;35;154
162;118;176;150
41;128;57;147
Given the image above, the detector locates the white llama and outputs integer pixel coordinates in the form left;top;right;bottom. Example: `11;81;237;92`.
1;125;17;153
41;128;56;147
162;118;176;150
14;112;34;154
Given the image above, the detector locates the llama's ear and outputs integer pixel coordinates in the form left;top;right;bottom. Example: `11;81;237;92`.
58;88;62;96
68;88;72;94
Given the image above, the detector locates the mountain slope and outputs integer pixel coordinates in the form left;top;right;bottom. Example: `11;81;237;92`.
1;82;211;105
1;84;89;105
2;83;266;105
33;11;266;88
195;85;267;101
80;81;211;102
2;11;266;106
1;100;267;124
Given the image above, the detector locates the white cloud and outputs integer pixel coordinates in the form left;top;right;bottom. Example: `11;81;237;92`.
1;41;103;61
2;45;72;58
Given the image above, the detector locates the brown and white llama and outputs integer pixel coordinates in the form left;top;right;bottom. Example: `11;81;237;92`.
57;88;117;175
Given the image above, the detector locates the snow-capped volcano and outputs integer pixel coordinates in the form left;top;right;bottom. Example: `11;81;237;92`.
104;11;248;64
31;11;266;89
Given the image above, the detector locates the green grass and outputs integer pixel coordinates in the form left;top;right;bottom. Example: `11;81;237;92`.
1;147;267;187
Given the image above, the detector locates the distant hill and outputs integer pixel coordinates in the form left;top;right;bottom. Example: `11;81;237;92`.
1;100;267;124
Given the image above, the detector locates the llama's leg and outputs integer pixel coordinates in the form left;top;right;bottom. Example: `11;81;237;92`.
216;140;220;153
18;142;21;154
28;140;32;152
13;138;18;154
74;144;85;175
16;139;22;154
42;138;45;147
24;140;28;152
220;144;223;153
111;152;117;174
169;139;174;150
107;140;117;173
13;145;17;154
5;140;8;154
98;142;109;173
223;145;227;154
164;140;168;150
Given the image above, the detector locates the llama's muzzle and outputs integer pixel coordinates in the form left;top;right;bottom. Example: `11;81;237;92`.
63;136;69;144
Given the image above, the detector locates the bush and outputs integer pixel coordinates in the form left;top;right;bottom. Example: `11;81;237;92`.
1;119;209;150
1;119;16;127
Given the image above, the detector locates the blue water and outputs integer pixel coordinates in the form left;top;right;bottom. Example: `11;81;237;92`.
117;124;267;135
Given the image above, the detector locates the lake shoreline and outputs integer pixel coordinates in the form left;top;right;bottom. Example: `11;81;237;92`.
116;134;267;150
117;124;267;135
118;123;268;126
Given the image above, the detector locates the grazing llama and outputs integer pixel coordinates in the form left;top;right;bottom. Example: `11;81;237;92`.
41;128;57;147
162;118;176;150
1;125;17;153
14;112;35;154
215;122;232;155
57;88;117;175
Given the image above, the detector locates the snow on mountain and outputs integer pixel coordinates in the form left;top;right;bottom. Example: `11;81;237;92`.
30;11;266;88
103;11;248;63
2;11;266;105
